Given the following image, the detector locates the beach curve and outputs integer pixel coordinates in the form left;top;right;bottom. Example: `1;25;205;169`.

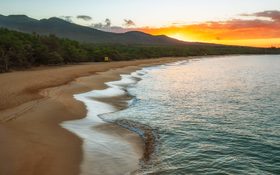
0;58;186;175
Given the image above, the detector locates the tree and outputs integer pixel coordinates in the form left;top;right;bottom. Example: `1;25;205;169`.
0;47;9;72
47;51;64;65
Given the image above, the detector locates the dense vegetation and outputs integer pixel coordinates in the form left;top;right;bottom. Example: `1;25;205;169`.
1;28;280;72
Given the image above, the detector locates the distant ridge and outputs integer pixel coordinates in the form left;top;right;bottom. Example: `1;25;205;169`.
0;14;208;45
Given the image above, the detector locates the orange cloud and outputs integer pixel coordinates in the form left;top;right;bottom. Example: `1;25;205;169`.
137;10;280;47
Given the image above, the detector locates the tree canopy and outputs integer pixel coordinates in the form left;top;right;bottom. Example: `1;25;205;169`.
0;28;279;72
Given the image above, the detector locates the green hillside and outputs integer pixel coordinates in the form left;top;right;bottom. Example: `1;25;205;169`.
1;28;280;73
0;14;197;45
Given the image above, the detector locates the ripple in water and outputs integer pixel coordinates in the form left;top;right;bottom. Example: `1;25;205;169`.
105;55;280;175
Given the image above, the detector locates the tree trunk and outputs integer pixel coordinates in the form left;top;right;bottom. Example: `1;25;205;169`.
4;58;9;72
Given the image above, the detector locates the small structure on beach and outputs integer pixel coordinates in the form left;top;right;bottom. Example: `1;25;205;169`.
104;56;110;62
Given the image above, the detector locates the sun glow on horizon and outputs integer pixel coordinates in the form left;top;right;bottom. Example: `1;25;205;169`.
167;33;195;42
165;33;280;47
212;38;280;48
138;16;280;47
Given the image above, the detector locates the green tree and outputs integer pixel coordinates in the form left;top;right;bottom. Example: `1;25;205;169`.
0;47;9;72
47;51;64;64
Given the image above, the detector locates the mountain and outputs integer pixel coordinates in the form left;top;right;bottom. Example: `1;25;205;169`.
0;14;201;45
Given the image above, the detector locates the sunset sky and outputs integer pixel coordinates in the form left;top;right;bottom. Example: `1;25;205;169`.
1;0;280;47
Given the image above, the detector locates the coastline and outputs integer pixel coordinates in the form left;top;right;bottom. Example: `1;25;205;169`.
0;57;186;175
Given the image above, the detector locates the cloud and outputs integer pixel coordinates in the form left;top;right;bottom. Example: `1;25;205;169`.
242;10;280;22
77;15;92;21
60;16;73;23
105;18;111;27
90;18;136;33
86;10;280;46
91;18;112;31
108;26;133;33
91;23;103;29
91;24;132;33
123;19;135;27
137;10;280;41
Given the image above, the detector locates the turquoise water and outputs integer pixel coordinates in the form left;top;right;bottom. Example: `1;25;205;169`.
106;55;280;174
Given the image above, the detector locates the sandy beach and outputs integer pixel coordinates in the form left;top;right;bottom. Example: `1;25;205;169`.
0;57;184;175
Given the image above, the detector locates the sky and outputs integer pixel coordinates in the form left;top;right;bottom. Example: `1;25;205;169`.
1;0;280;47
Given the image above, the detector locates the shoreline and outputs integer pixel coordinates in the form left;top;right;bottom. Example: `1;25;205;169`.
0;58;185;112
0;57;186;175
61;67;148;174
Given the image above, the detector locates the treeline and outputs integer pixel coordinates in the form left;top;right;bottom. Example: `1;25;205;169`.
0;28;88;72
1;28;280;72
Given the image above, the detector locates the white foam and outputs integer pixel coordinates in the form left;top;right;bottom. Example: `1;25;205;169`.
61;69;147;175
166;60;189;66
84;87;126;98
108;74;139;86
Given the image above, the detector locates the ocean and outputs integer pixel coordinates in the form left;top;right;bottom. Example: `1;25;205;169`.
104;55;280;174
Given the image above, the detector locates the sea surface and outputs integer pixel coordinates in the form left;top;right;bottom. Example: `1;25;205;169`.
104;55;280;174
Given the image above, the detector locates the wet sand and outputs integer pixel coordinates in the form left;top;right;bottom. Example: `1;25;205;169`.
0;58;185;175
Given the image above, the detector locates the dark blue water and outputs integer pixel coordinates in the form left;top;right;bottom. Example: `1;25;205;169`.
107;55;280;175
